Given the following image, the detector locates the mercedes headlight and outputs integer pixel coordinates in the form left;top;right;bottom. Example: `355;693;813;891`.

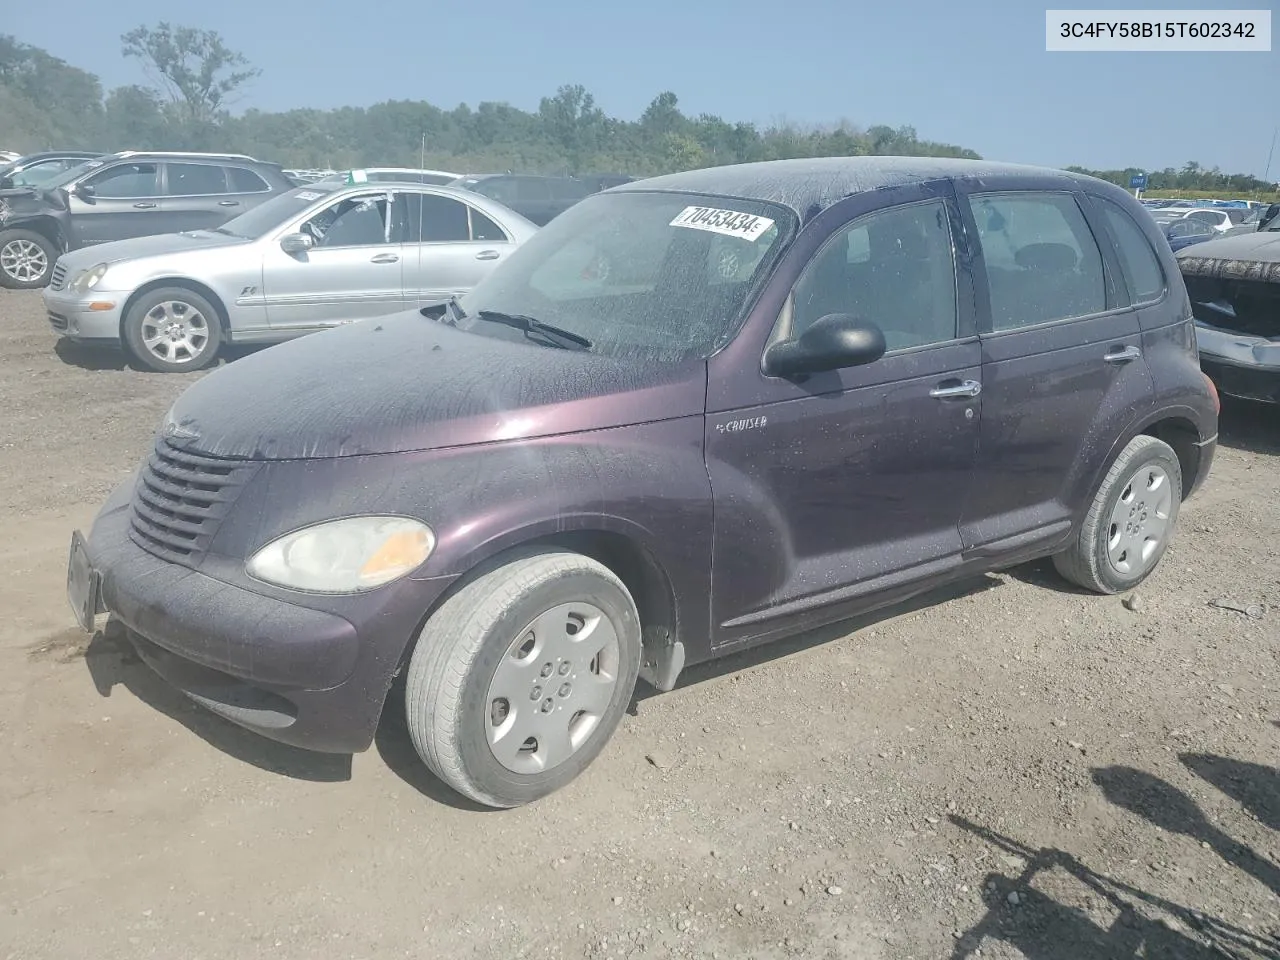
69;263;109;293
246;516;435;593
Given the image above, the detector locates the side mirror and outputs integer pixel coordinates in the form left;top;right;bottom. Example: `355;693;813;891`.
74;182;96;200
0;175;13;190
763;313;887;379
280;232;314;255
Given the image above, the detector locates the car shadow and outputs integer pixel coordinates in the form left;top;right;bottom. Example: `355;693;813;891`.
1092;764;1279;897
949;815;1279;960
1218;397;1280;456
84;617;352;783
631;573;1003;709
372;678;500;813
998;556;1096;595
54;339;131;371
53;339;270;373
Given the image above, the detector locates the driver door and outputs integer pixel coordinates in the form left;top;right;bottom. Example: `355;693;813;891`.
261;189;406;330
66;161;167;247
705;187;982;650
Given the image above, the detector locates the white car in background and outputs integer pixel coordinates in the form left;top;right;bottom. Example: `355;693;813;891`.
1153;206;1241;234
43;178;538;372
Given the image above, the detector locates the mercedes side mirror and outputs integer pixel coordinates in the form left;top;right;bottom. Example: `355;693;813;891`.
763;313;887;379
280;232;314;255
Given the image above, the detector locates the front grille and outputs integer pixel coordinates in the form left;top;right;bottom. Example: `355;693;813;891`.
49;262;68;291
128;439;259;566
48;312;68;331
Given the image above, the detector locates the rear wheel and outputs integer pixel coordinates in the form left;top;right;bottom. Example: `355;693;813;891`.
404;549;642;808
122;287;223;373
1053;435;1182;594
0;229;57;289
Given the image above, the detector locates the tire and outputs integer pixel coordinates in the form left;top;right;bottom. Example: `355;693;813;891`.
0;229;57;289
122;287;223;373
1053;435;1183;594
405;549;642;808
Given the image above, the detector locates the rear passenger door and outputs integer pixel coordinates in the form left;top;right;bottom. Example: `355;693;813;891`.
402;192;517;303
954;187;1153;556
159;162;237;234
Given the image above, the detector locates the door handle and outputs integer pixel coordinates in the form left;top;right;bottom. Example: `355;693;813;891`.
929;379;982;399
218;200;240;207
1104;345;1142;363
475;249;501;261
370;253;399;264
133;202;157;209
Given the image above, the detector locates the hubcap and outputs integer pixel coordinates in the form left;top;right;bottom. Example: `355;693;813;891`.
140;301;210;364
0;239;48;283
485;601;621;774
1106;465;1173;576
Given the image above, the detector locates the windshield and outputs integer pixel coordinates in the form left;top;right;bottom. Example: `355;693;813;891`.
453;190;795;363
214;183;341;238
40;157;108;191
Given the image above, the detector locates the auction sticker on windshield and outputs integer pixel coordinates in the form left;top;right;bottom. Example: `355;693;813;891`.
670;206;775;241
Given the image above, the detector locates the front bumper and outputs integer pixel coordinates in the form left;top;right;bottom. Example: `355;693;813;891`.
72;479;456;753
43;287;126;343
1196;321;1280;403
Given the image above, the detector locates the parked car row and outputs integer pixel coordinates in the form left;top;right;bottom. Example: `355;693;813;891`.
0;149;634;291
45;176;539;371
64;156;1220;808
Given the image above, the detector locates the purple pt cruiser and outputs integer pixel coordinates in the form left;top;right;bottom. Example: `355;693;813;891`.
67;157;1219;807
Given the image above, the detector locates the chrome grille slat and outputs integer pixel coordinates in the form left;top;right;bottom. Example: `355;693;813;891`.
49;262;68;291
127;438;257;566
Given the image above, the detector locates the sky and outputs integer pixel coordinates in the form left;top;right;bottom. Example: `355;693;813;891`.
9;0;1279;177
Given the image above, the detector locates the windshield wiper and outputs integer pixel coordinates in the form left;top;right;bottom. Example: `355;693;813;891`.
474;310;592;350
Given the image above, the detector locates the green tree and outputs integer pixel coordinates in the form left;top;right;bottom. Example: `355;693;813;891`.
121;23;259;126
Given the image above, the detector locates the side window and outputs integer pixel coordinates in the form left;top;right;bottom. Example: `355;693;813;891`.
515;178;553;204
471;178;518;205
414;194;471;242
227;166;270;193
165;163;228;196
968;192;1106;330
468;208;508;242
11;159;68;187
1097;198;1165;303
301;194;389;247
791;199;957;352
86;162;159;198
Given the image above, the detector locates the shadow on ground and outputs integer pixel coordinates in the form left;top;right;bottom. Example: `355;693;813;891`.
949;756;1280;960
372;681;500;813
84;618;352;783
54;339;268;372
632;573;1005;708
1218;397;1280;456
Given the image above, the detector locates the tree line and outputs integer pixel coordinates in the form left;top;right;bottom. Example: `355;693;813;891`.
1;26;1274;196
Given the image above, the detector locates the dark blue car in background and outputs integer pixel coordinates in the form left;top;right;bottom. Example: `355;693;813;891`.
1160;217;1218;252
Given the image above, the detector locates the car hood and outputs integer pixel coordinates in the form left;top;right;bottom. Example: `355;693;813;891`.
1177;230;1280;282
60;230;251;271
163;310;707;460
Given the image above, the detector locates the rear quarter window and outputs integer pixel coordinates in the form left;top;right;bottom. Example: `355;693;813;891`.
1096;197;1166;304
228;166;271;193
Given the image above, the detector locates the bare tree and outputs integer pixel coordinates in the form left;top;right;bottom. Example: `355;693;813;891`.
121;23;260;125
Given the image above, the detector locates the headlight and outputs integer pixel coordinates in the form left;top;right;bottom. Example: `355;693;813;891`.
246;516;435;593
69;263;109;293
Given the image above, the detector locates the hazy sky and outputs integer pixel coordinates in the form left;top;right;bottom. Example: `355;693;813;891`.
10;0;1279;177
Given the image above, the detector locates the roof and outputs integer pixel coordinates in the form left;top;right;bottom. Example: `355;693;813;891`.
613;156;1097;223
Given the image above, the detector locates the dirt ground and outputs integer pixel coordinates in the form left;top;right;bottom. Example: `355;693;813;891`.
1;287;1277;960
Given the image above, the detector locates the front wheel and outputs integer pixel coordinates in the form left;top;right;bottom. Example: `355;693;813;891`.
1053;435;1182;594
122;287;223;373
0;229;57;289
404;549;642;808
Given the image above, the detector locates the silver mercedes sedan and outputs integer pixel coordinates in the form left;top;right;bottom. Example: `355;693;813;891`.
43;179;539;372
